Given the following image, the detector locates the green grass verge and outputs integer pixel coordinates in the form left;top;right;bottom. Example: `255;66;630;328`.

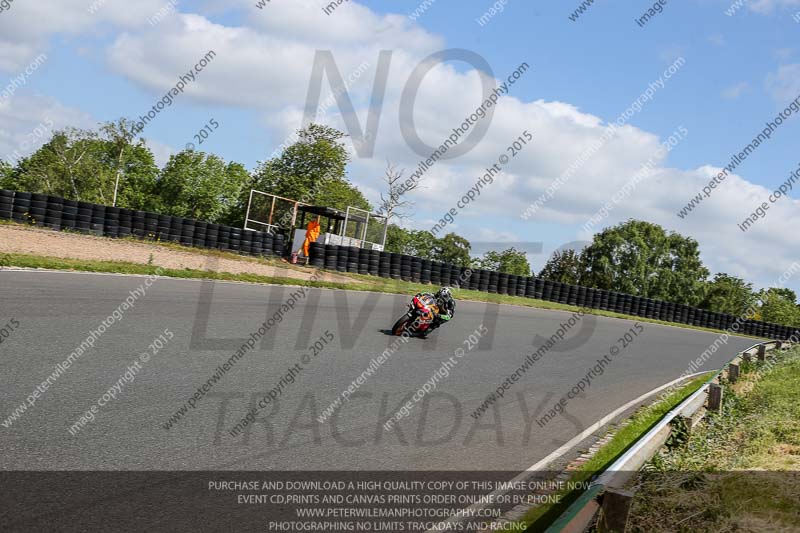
0;247;766;340
624;348;800;532
504;373;712;532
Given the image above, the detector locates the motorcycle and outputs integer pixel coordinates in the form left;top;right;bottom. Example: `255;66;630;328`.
392;294;440;337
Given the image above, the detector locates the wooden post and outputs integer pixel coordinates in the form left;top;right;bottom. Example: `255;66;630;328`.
742;352;752;363
757;344;767;361
728;363;739;383
708;383;723;412
598;488;634;533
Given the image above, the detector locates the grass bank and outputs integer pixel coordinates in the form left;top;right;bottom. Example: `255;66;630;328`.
623;348;800;531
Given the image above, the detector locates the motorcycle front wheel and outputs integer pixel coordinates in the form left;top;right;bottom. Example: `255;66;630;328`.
392;313;414;336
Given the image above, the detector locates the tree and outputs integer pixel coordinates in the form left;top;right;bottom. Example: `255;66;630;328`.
383;224;411;254
539;249;585;284
581;220;709;305
475;247;531;276
433;233;472;267
233;124;371;228
253;123;350;199
14;128;112;202
699;273;755;316
0;160;13;189
378;160;419;244
759;288;800;327
155;150;251;222
101;119;133;206
10;121;159;207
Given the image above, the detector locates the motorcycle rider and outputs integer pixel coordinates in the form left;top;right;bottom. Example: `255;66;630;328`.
413;287;456;330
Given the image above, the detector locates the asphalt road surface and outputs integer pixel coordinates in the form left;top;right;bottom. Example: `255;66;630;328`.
0;270;756;471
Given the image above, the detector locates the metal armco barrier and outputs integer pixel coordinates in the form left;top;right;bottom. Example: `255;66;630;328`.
3;188;797;341
0;189;284;259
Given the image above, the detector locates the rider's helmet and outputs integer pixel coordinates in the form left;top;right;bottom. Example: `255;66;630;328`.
436;287;453;304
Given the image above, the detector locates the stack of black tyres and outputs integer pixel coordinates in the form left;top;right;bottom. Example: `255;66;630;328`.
430;261;442;285
76;201;92;233
553;282;563;303
0;189;12;220
485;271;497;294
25;193;45;227
309;242;325;267
324;244;338;270
542;280;553;301
400;254;412;281
229;227;242;252
216;225;230;251
45;195;64;230
368;249;380;276
576;286;587;307
440;264;451;287
262;231;273;257
358;248;370;275
497;273;508;295
336;246;348;272
386;253;398;279
526;278;537;299
516;276;527;297
467;269;480;291
132;210;146;237
273;234;285;257
449;265;461;287
378;251;390;278
411;257;422;282
167;216;181;244
568;285;579;306
477;270;488;292
117;208;132;238
192;221;206;248
11;191;29;223
241;229;254;255
420;259;431;284
205;223;219;249
344;247;357;273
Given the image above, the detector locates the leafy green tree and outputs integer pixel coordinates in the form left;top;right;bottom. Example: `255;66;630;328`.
475;247;531;276
539;249;585;284
434;233;472;267
383;225;411;254
405;230;437;258
14;128;113;202
581;220;709;304
699;273;755;316
229;124;371;227
759;288;800;327
10;120;159;207
0;160;13;189
155;150;251;222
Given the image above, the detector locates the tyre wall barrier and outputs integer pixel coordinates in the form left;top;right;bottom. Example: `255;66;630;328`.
304;238;793;340
0;189;285;259
2;188;793;340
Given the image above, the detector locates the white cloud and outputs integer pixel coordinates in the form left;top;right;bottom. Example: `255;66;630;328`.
748;0;800;14
0;95;94;164
766;63;800;102
722;81;750;99
0;0;172;71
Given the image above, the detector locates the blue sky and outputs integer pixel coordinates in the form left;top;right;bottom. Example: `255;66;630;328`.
1;0;799;292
